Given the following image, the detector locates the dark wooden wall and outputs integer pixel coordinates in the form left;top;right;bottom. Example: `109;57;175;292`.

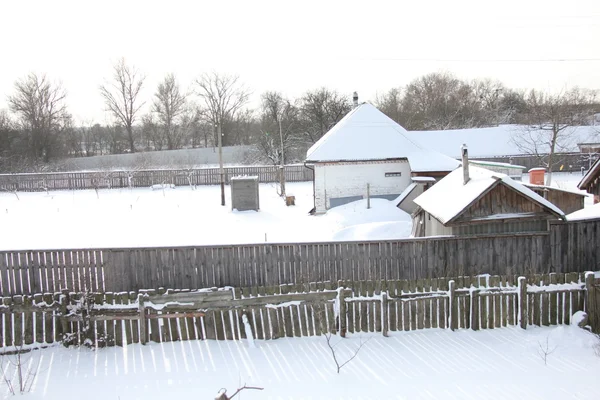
0;219;598;296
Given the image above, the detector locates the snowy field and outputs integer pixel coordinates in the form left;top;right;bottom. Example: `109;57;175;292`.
2;325;598;399
0;171;594;251
0;182;412;251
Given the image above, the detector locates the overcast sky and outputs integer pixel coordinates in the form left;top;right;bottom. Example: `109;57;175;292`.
1;0;599;124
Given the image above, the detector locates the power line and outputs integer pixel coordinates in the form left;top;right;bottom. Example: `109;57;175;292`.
355;57;600;63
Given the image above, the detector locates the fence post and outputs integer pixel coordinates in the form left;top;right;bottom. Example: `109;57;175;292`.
471;289;480;331
59;290;69;340
449;280;457;331
381;292;388;337
585;272;596;331
337;287;347;337
138;293;147;345
518;277;527;329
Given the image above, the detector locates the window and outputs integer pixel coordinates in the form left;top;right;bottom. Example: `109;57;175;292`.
385;172;402;177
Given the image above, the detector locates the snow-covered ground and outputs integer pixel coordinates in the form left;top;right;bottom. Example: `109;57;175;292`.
0;171;595;251
0;182;412;251
2;325;598;399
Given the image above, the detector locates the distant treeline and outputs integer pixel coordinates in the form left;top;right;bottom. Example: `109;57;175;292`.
0;65;598;173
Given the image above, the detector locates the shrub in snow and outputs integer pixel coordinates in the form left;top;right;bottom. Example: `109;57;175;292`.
0;346;39;395
214;384;263;399
571;311;588;328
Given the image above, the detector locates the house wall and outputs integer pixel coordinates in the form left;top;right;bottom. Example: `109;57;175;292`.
452;220;549;235
457;184;547;221
424;212;453;237
314;160;411;213
527;187;585;214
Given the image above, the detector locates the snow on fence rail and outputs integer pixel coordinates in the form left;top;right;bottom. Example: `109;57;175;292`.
0;164;313;192
0;219;598;297
0;272;597;350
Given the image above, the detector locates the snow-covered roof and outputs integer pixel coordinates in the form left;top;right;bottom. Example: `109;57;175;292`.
405;125;600;158
469;160;526;170
578;157;600;190
567;202;600;221
305;103;460;172
412;177;436;183
413;165;565;225
523;183;588;197
394;183;417;207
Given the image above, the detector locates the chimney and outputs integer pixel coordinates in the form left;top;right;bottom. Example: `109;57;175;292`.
461;144;470;185
353;91;359;108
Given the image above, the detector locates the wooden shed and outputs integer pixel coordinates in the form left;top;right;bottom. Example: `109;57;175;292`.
523;184;587;215
578;157;600;204
412;161;565;237
231;176;259;211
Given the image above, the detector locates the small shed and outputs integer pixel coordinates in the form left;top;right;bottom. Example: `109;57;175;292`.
578;157;600;204
395;177;436;215
231;176;259;211
523;184;587;214
412;160;565;237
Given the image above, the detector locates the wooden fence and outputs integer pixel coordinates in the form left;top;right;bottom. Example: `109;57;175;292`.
0;272;596;349
1;219;598;297
0;164;313;192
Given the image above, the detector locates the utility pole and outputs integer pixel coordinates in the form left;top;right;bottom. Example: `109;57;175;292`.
218;121;225;206
278;111;286;198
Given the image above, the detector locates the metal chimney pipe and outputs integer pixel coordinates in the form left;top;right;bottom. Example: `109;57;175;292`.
353;91;359;108
461;144;470;185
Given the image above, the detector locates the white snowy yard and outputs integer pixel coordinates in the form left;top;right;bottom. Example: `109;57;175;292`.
0;181;412;251
0;171;593;251
2;325;598;399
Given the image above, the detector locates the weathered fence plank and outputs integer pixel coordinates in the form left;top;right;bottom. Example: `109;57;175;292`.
1;220;598;296
0;165;313;192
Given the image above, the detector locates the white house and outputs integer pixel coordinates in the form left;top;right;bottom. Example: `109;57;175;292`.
305;103;460;214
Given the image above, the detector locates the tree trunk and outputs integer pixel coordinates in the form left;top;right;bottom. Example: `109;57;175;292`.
127;125;135;153
546;126;558;186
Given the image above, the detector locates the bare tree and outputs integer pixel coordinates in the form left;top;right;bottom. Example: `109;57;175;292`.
195;72;250;205
0;346;41;395
537;336;557;365
375;87;404;124
0;110;20;171
512;88;598;185
215;384;264;400
99;58;146;153
299;88;350;144
153;73;188;150
401;72;471;130
257;91;299;165
316;308;370;374
196;72;250;145
7;73;71;162
141;113;163;150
